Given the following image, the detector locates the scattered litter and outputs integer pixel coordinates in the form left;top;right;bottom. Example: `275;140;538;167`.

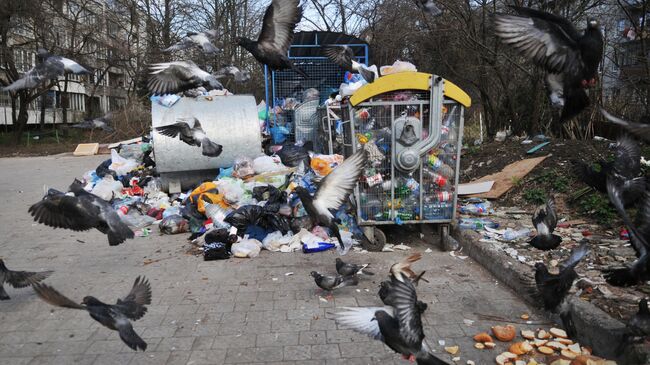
393;244;411;250
284;272;294;276
425;248;433;253
458;181;494;195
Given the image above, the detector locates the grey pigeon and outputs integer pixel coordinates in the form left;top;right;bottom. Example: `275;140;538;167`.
3;49;90;91
414;0;442;16
155;117;222;157
215;66;251;83
336;275;449;364
28;180;134;246
236;0;308;78
0;259;52;300
531;242;589;338
495;6;603;121
601;109;650;143
310;271;358;297
163;30;222;54
147;61;223;95
72;112;114;132
323;45;377;83
295;148;367;248
529;198;562;251
335;258;374;276
617;298;650;355
33;276;151;351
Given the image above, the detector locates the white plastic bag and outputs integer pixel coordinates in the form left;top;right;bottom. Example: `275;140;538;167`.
380;60;417;76
109;149;139;176
215;178;245;205
253;155;286;174
261;230;293;251
231;238;262;258
91;175;123;201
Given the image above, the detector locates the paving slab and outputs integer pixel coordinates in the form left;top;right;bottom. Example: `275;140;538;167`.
1;154;551;364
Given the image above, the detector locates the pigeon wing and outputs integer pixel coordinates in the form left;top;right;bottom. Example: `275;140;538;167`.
6;269;53;288
335;306;393;340
560;242;589;271
28;191;100;231
495;7;582;75
115;276;151;320
613;135;641;178
312;149;367;219
32;283;85;310
147;62;198;95
59;57;90;74
155;122;192;138
601;109;650;143
324;46;354;71
3;64;52;91
257;0;303;54
162;38;193;52
607;176;650;254
385;276;426;348
113;311;147;351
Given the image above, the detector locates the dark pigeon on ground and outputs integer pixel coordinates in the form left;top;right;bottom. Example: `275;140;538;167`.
147;61;223;95
295;148;367;248
414;0;442;16
310;271;358;297
617;298;650;355
529;198;562;250
602;109;650;143
155;117;222;157
495;6;603;122
28;180;134;246
336;275;450;364
3;49;90;91
335;258;374;276
33;276;151;351
530;242;589;338
236;0;308;78
324;45;377;83
0;259;52;300
71;112;114;132
162;30;222;54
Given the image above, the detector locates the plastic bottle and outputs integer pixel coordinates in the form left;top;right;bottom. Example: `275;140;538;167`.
502;228;531;241
458;217;499;230
302;242;336;253
459;201;491;215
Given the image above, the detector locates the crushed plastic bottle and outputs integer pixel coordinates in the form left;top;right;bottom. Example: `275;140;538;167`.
459;200;492;216
458;217;499;230
502;228;531;241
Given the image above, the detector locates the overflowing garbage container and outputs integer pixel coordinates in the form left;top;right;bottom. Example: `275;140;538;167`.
329;72;471;246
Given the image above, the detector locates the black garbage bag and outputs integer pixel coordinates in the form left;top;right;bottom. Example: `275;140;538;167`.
203;242;231;261
290;215;313;233
96;159;118;180
262;212;291;235
253;185;288;213
224;205;265;234
276;141;313;167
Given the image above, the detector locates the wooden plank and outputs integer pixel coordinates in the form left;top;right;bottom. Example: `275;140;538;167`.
73;143;99;156
466;155;549;199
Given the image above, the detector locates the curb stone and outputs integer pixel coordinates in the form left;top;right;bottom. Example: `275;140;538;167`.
452;227;650;364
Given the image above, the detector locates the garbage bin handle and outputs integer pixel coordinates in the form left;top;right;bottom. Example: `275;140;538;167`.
412;75;443;156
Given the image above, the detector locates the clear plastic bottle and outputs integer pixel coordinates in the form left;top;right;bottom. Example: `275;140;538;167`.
458;217;499;230
502;228;531;241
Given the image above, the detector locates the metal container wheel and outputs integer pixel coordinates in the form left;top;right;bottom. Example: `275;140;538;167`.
360;226;386;252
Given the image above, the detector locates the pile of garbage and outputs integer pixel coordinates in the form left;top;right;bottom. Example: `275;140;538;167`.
77;136;362;261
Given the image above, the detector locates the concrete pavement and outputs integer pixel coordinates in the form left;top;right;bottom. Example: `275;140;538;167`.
0;154;544;364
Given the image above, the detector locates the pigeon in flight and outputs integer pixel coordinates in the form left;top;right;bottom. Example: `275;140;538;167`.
389;253;428;284
414;0;442;16
0;259;52;300
33;276;151;351
295;148;367;248
335;258;374;276
215;65;251;83
324;45;378;83
28;180;134;246
530;242;589;337
495;6;603;121
336;276;449;364
310;271;358;298
3;49;90;91
155;117;223;157
601;109;650;143
162;30;222;54
147;61;223;95
616;298;650;355
72;112;114;132
529;198;562;250
236;0;308;78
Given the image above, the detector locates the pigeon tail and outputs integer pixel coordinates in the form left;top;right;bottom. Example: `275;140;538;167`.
0;285;9;300
528;234;562;251
108;224;135;246
560;310;577;338
329;221;344;248
118;322;147;351
603;267;639;287
291;64;309;79
340;275;359;288
201;138;223;157
560;86;589;122
415;348;450;365
358;66;376;83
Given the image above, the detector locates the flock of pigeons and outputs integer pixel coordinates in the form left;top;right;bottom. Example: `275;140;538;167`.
2;1;649;361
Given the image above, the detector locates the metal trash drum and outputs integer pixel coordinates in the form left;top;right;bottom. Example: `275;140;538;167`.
152;95;262;192
329;72;471;249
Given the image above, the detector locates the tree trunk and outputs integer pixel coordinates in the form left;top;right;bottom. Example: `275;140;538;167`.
39;93;46;129
12;93;29;145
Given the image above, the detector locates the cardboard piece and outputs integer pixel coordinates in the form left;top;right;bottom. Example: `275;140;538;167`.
466;155;549;199
73;143;99;156
458;181;494;195
108;137;142;149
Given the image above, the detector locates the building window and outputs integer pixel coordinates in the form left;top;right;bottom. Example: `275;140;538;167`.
13;49;33;72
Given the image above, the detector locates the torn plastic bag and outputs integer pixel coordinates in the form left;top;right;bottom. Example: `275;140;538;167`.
120;211;156;229
109;149;139;176
231;238;262;258
262;213;290;235
253;185;287;207
91;175;123;201
159;214;189;234
203;242;231;261
253;155;286;174
215;178;245;205
276;142;312;167
232;157;255;179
